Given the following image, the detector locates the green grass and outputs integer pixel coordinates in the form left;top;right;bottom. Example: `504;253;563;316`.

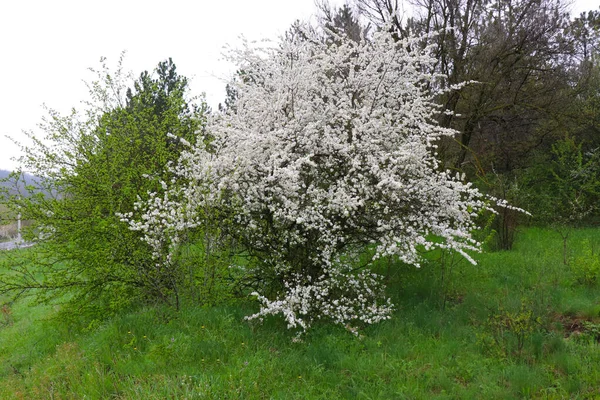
2;227;600;398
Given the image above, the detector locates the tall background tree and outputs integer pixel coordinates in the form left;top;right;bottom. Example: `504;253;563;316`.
350;0;600;242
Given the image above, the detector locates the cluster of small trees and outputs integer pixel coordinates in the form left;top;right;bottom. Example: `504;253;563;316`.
1;1;598;332
0;56;207;314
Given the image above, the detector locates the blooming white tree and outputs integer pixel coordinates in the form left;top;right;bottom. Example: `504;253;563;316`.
124;24;500;333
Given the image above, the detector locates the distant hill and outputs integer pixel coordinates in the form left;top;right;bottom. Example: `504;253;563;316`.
0;169;41;197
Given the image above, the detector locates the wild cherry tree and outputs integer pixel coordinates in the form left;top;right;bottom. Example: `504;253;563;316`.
127;25;500;334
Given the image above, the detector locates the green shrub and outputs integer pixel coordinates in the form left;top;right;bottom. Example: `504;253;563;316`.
571;240;600;285
0;56;208;316
477;299;542;360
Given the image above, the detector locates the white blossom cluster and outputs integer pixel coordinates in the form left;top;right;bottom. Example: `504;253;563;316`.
119;143;216;272
123;25;507;334
246;267;393;335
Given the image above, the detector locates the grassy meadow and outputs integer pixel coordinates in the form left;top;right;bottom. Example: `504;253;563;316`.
1;227;600;399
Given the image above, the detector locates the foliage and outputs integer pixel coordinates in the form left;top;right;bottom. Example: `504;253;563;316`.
545;138;600;225
571;239;600;286
354;0;600;184
0;56;207;314
514;137;600;264
477;172;529;250
347;0;600;251
575;321;600;344
124;23;522;334
477;300;541;360
404;0;574;172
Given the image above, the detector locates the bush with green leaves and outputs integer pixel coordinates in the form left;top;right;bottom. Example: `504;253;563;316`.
476;172;529;251
518;137;600;264
522;137;600;226
477;299;542;360
572;239;600;286
0;56;207;314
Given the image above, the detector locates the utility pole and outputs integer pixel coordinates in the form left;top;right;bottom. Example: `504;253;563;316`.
17;211;21;243
16;195;22;244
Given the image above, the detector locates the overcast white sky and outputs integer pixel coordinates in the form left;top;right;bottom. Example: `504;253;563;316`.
0;0;598;171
